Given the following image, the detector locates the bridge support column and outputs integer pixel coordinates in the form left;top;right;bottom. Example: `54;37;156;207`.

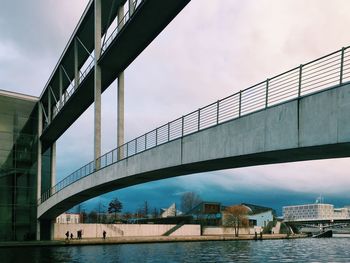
129;0;135;16
74;38;80;90
94;0;102;169
51;143;56;190
117;5;125;159
36;103;43;240
59;67;63;109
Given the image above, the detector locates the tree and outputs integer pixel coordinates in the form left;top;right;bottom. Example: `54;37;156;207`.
152;207;159;219
122;211;133;222
96;200;106;223
143;201;149;218
88;210;98;223
108;197;123;222
224;205;249;237
180;192;202;213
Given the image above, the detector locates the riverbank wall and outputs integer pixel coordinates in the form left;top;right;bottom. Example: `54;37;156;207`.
54;223;200;239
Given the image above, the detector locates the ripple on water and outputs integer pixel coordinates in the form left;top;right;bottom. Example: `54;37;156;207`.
1;238;350;263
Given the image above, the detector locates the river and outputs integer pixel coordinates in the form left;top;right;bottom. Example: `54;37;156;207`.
1;238;350;262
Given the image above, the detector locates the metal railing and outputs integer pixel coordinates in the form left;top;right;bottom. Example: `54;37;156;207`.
39;45;350;204
101;0;143;53
51;0;144;120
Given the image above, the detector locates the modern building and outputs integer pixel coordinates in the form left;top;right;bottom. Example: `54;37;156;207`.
242;203;274;228
283;203;350;222
56;213;81;224
160;203;177;218
0;90;39;241
221;203;274;228
186;201;222;226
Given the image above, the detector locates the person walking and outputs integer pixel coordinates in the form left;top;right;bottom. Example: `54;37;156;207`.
65;231;69;240
103;230;106;239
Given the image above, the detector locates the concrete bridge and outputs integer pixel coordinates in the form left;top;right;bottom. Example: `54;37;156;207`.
34;0;350;240
38;78;350;219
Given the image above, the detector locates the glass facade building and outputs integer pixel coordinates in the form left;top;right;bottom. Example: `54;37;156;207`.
0;91;38;241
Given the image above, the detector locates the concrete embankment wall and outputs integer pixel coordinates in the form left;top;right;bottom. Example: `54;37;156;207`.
54;224;200;239
202;227;261;235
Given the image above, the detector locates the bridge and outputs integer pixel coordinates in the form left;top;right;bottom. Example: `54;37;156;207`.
35;0;350;239
38;45;350;218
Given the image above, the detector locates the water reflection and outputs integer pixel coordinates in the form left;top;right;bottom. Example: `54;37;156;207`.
1;238;350;263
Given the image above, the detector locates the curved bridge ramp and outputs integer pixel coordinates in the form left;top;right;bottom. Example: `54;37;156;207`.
38;82;350;219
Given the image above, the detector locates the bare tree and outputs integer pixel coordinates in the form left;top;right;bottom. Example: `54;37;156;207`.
224;205;249;237
87;210;98;223
143;201;149;218
152;207;159;219
108;197;123;222
180;192;202;213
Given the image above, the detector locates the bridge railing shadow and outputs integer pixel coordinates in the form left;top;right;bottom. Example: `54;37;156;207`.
39;45;350;205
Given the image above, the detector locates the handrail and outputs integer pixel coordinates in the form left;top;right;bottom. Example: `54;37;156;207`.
39;45;350;204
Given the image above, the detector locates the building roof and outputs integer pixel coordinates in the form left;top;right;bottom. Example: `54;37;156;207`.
242;203;274;215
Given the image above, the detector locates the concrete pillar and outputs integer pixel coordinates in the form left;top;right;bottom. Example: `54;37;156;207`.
129;0;135;16
94;0;102;168
51;143;56;189
118;4;125;29
117;5;125;158
48;91;51;124
74;38;80;89
117;72;125;148
36;103;43;241
59;68;63;109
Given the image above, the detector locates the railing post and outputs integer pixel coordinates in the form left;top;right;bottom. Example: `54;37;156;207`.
155;129;158;146
265;78;269;108
167;122;170;142
181;116;184;137
135;138;138;153
198;109;200;131
238;91;242;117
145;133;147;151
340;47;345;85
216;100;219;125
298;64;303;97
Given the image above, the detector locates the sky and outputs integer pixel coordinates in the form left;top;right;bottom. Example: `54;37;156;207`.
2;0;350;215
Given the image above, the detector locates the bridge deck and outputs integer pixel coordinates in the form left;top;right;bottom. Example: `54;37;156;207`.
38;81;350;219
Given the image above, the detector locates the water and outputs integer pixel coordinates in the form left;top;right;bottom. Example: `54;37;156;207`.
1;238;350;263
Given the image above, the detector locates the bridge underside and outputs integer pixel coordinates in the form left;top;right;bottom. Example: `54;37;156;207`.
38;83;350;219
40;0;190;151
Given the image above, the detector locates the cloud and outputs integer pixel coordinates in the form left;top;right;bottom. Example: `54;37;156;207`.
2;0;350;214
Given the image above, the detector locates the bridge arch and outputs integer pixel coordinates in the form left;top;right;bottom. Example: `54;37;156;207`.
38;82;350;219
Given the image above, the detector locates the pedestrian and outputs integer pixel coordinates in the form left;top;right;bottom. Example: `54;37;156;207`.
65;231;69;240
103;230;106;239
70;233;73;240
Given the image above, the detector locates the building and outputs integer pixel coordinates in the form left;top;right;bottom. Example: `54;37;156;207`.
0;90;39;241
186;202;222;226
242;204;274;228
56;213;81;224
160;203;177;218
222;203;274;228
283;203;350;222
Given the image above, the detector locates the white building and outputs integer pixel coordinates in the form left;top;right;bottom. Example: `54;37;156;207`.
248;210;274;228
161;203;177;218
283;203;350;221
56;213;81;224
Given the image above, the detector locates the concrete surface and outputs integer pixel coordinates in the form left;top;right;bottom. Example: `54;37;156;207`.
54;223;201;239
39;84;350;219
